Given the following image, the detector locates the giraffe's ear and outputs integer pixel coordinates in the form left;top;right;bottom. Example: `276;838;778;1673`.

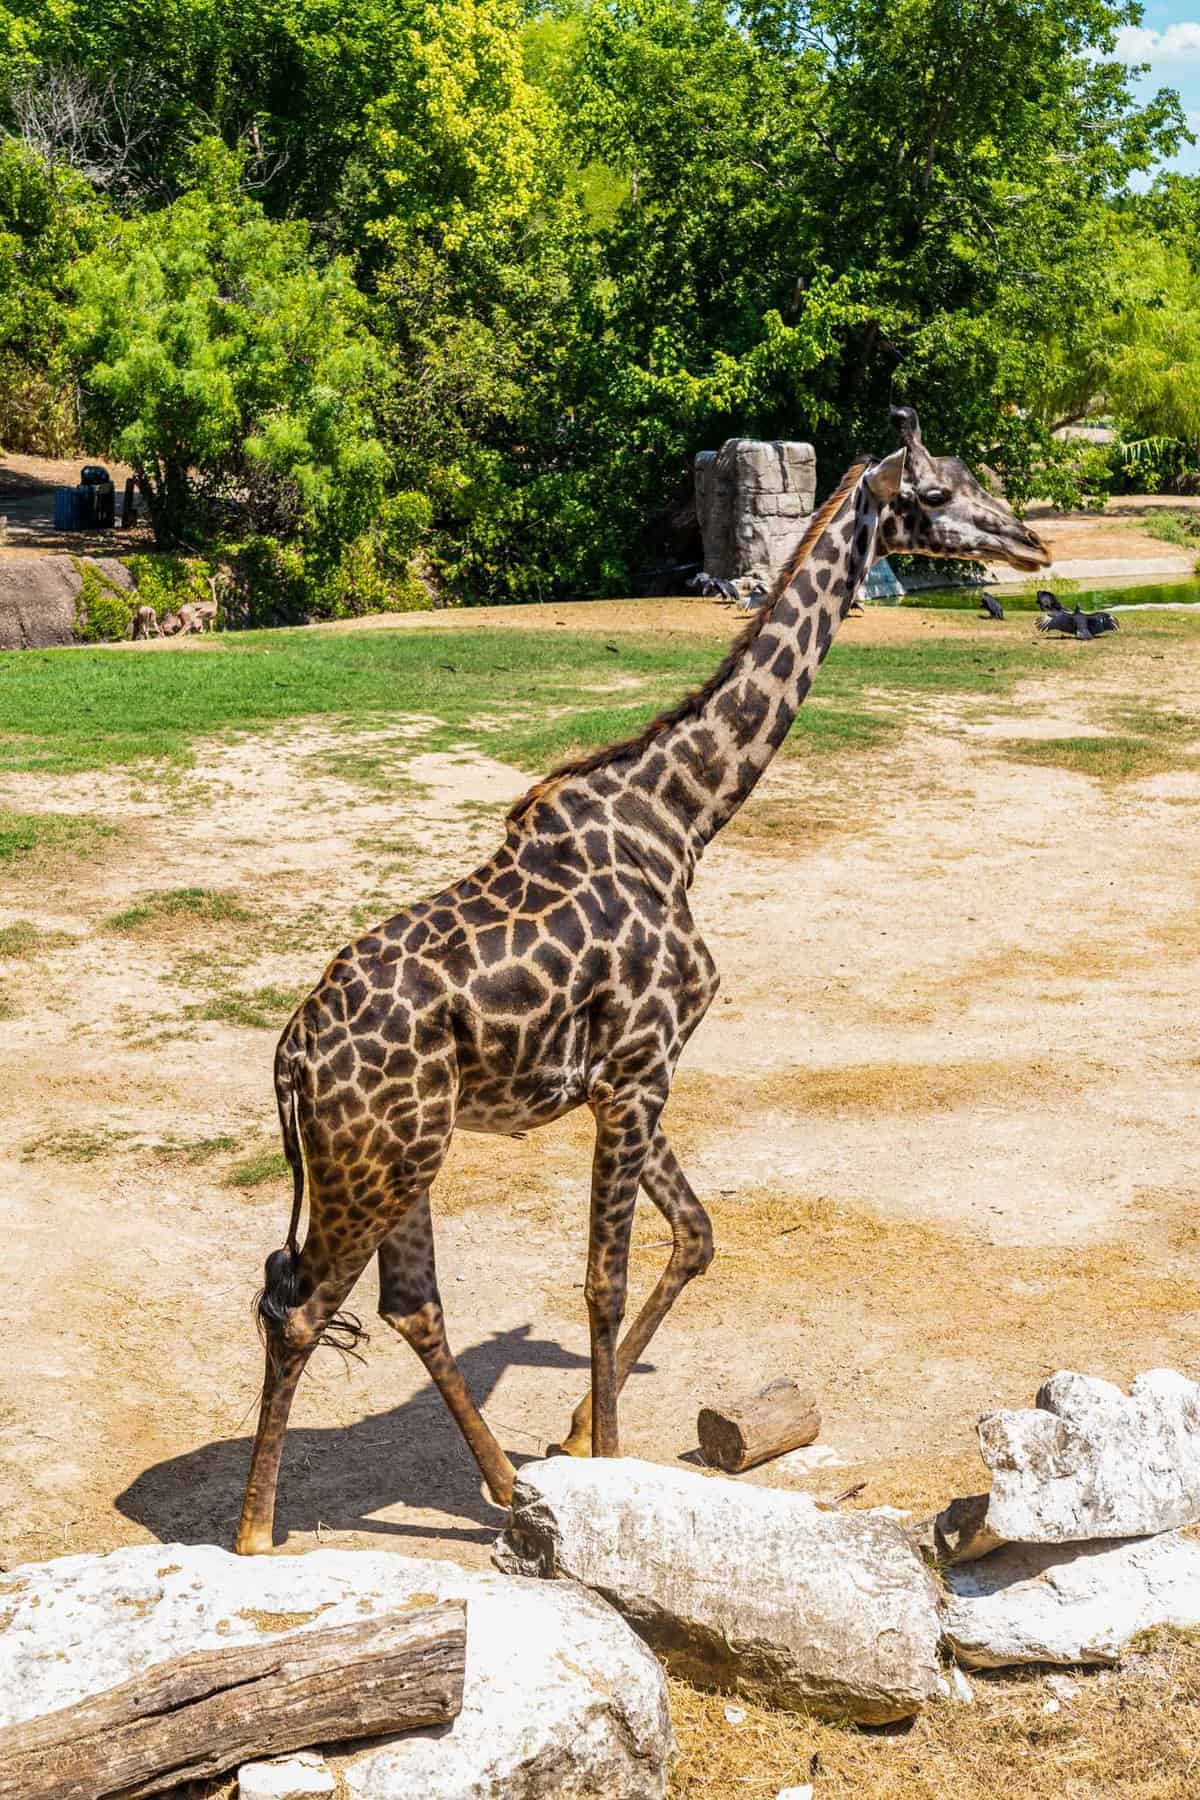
865;447;906;503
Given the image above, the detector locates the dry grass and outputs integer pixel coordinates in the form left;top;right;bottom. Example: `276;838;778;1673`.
749;1057;1026;1119
667;1637;1200;1799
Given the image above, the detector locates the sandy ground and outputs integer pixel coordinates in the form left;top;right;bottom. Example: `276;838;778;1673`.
1;604;1198;1585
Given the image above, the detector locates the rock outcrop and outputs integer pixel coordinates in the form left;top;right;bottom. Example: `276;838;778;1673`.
935;1370;1200;1562
496;1456;942;1724
0;1543;673;1800
695;439;816;591
942;1531;1200;1668
0;553;132;650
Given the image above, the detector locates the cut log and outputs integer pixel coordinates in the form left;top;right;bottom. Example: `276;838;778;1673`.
0;1602;466;1800
697;1378;820;1473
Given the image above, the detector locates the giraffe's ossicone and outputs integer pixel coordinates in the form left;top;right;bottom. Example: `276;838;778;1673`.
235;406;1049;1555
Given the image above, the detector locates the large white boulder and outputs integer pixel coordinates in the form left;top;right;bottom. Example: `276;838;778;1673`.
942;1531;1200;1668
935;1369;1200;1560
239;1752;336;1798
495;1456;942;1725
0;1543;672;1799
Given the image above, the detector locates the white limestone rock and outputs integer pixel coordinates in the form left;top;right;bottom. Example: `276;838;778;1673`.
935;1369;1200;1560
239;1752;336;1798
942;1531;1200;1669
495;1456;942;1724
0;1543;672;1800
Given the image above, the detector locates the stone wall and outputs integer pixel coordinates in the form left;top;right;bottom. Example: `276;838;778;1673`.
694;438;816;591
0;553;132;649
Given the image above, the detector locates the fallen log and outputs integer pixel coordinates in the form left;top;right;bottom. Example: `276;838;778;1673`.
697;1378;820;1473
0;1601;466;1800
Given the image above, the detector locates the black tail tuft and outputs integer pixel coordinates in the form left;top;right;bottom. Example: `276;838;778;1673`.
254;1022;371;1370
255;1243;302;1348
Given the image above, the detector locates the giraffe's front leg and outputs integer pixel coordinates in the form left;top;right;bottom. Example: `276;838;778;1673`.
556;1126;713;1458
579;1082;665;1460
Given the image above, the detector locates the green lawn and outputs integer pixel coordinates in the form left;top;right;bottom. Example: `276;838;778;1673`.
0;611;1189;778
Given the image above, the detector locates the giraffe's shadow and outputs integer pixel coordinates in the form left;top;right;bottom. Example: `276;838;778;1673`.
115;1324;628;1551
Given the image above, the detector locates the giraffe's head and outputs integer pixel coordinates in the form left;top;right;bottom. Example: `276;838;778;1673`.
869;406;1050;572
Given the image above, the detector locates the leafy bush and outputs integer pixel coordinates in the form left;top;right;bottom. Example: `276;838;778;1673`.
72;560;133;641
216;536;308;628
125;554;213;618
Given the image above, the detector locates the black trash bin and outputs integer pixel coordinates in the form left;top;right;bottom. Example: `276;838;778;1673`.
79;465;115;529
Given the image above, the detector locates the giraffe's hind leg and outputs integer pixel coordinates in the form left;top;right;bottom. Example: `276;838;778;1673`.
236;1227;385;1555
556;1126;713;1458
377;1197;516;1506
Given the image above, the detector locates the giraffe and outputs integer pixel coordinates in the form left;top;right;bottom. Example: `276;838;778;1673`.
235;405;1049;1554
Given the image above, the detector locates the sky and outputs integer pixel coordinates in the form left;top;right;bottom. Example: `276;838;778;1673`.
1121;1;1200;176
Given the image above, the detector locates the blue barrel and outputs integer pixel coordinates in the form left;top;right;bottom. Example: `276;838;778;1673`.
52;486;98;530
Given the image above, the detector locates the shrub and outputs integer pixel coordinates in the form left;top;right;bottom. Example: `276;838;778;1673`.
126;554;214;619
217;536;308;628
72;560;134;641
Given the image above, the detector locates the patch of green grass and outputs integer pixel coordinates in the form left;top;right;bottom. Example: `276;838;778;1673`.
0;920;71;957
0;618;1068;779
190;983;300;1030
1140;512;1200;554
306;748;426;794
999;734;1189;781
106;887;254;934
3;610;1198;784
1001;698;1199;782
0;809;115;862
224;1145;289;1187
22;1127;134;1163
151;1132;239;1165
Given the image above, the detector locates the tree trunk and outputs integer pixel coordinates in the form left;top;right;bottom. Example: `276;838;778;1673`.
0;1602;466;1800
698;1378;821;1473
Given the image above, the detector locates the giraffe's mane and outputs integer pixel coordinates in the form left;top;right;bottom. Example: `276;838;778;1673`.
506;459;870;825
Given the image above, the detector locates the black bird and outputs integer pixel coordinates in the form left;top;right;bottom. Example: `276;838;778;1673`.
737;582;771;613
1036;589;1059;612
688;571;740;602
979;591;1005;621
1037;603;1120;640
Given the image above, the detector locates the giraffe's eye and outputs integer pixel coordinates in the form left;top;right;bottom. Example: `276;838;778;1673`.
920;486;951;508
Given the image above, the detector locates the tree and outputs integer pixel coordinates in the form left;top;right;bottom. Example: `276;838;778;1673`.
0;138;103;448
67;143;387;588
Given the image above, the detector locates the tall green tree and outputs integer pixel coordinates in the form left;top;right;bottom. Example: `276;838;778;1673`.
67;144;386;580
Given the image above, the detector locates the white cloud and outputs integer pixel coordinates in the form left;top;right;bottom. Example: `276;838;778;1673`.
1114;21;1200;63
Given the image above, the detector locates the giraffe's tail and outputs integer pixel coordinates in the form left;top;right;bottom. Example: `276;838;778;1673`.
254;1020;368;1363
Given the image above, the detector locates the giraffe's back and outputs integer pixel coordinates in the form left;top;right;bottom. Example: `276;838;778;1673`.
284;793;717;1146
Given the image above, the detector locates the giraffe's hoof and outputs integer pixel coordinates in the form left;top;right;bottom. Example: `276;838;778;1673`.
546;1433;591;1459
234;1528;276;1556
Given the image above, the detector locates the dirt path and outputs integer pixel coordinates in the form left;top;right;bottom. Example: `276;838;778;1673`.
2;617;1199;1579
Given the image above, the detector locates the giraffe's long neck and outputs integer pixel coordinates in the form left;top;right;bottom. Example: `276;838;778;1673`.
619;469;879;863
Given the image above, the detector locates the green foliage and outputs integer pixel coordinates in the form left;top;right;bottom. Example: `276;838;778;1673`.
126;554;212;616
71;558;133;641
2;0;1198;590
67;148;389;586
0;140;102;449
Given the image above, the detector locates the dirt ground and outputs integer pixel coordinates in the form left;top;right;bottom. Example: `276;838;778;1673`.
2;598;1198;1580
2;600;1199;1793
